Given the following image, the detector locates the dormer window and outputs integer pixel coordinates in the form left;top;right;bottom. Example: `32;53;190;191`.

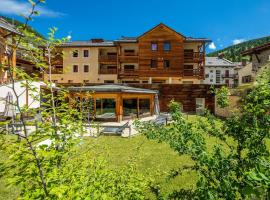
151;42;158;51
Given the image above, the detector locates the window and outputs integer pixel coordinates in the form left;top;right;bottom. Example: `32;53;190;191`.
52;80;58;83
73;50;78;57
104;80;115;83
242;75;252;83
124;65;135;70
68;80;73;83
84;65;89;72
83;80;89;83
210;79;213;82
124;49;135;55
83;50;89;57
210;70;213;73
142;80;148;83
151;42;158;51
216;70;221;84
205;74;209;78
151;59;157;68
163;41;171;51
163;60;170;68
73;65;78;72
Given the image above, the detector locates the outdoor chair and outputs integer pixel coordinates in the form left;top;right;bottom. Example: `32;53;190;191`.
99;122;131;136
152;114;169;125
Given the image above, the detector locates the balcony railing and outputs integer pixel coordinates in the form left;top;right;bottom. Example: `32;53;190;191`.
119;53;138;62
99;68;117;74
118;69;139;78
222;74;235;78
51;68;63;74
99;55;117;62
183;69;201;76
184;52;204;63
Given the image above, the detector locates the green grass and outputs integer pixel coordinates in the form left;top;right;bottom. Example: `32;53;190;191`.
83;135;196;196
0;115;223;199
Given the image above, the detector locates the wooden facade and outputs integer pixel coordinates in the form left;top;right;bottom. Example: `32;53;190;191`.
137;24;184;77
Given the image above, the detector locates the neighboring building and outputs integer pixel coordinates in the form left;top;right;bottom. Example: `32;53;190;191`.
45;23;211;84
234;62;255;86
242;42;270;72
0;18;21;84
204;56;237;88
238;42;270;85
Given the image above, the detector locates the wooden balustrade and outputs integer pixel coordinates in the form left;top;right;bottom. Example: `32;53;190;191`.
184;52;204;63
99;55;117;62
183;69;201;76
99;68;117;74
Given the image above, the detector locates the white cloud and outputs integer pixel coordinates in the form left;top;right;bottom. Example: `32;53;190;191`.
232;38;246;45
0;0;64;18
208;42;216;50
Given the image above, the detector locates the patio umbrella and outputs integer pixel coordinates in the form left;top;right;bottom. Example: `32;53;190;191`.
3;92;15;119
154;94;160;115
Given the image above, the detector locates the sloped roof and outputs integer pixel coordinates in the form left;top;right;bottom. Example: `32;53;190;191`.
205;57;236;67
60;40;115;47
241;42;270;56
185;37;211;42
0;18;21;35
68;84;158;94
137;23;185;40
114;37;137;43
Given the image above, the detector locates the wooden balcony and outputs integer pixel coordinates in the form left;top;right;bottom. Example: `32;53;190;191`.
99;55;117;63
99;68;117;74
184;52;204;63
118;69;139;79
183;69;202;77
119;53;138;63
51;67;63;74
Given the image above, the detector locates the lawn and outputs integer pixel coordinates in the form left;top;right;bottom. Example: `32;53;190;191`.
0;115;222;199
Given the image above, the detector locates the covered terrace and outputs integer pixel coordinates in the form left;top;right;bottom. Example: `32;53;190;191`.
68;85;159;122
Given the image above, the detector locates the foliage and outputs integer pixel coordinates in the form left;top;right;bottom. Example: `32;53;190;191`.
207;35;270;62
0;1;149;199
136;66;270;199
212;85;230;108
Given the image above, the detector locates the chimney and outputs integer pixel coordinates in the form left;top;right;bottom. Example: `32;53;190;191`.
218;53;224;59
91;38;104;43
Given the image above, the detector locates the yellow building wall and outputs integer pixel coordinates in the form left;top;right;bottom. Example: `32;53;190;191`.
45;47;117;83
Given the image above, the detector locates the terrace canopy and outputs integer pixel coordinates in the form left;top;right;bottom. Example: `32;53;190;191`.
68;85;158;122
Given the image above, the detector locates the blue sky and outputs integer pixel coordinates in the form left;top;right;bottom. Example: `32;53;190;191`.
1;0;270;52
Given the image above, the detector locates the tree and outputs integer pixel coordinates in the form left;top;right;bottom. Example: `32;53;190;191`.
0;1;149;199
136;66;270;199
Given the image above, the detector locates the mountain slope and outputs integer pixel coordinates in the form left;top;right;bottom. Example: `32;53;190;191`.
207;36;270;62
1;16;44;39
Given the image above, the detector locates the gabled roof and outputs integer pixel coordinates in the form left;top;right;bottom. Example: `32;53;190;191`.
241;42;270;56
0;18;21;35
205;57;236;67
68;84;158;94
137;23;185;40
